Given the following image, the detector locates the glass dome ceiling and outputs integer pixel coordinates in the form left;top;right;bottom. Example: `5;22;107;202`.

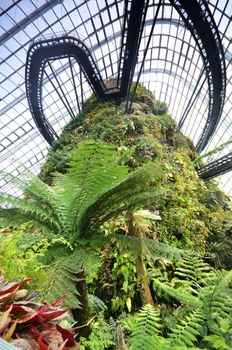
0;0;231;196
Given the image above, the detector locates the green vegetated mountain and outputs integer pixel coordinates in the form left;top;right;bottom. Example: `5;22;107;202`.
40;84;231;260
1;85;232;349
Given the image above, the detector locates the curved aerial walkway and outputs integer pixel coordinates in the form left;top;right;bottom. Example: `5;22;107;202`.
197;152;232;180
26;0;226;156
25;36;118;144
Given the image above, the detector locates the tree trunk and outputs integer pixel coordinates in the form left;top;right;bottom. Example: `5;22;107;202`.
127;213;154;306
135;255;154;306
72;270;91;338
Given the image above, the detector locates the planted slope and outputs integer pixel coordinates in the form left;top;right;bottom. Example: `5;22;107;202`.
40;86;231;263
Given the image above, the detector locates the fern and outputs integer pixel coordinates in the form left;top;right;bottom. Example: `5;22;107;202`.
129;304;161;350
0;141;166;308
128;305;207;350
88;294;107;313
199;270;232;321
80;312;115;350
167;308;205;347
173;253;216;293
119;235;181;262
204;335;231;350
42;249;101;308
150;253;232;348
153;279;200;308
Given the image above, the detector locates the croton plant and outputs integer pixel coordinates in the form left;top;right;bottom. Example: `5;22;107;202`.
0;276;79;349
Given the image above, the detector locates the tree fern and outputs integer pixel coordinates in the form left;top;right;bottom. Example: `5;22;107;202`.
1;141;165;243
0;141;166;308
75;160;165;239
129;304;161;350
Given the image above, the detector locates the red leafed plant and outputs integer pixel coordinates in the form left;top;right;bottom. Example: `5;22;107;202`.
0;276;79;349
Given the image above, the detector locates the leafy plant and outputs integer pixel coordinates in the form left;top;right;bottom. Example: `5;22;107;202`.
149;254;232;348
0;225;73;289
0;276;78;349
0;225;46;287
110;243;138;313
80;313;115;350
0;141;167;316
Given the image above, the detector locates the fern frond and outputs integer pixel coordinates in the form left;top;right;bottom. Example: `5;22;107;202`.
42;248;101;308
173;253;216;293
42;253;82;308
168;308;205;348
118;235;181;262
78;161;165;239
88;294;107;313
0;208;56;237
152;279;200;309
200;270;232;321
48;174;82;235
0;170;54;205
130;304;161;350
204;335;231;350
0;194;61;231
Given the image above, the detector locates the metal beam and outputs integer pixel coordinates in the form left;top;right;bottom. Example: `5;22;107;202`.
119;0;149;96
0;0;63;46
169;0;226;152
198;152;232;180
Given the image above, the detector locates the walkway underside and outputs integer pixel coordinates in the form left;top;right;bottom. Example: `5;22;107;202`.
197;152;232;180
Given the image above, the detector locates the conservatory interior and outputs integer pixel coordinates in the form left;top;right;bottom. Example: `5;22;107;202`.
0;0;232;349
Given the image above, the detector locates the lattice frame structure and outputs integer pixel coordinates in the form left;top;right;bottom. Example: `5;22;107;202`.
0;0;232;195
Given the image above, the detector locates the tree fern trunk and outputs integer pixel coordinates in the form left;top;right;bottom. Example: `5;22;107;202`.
127;213;154;306
135;255;154;306
72;270;91;338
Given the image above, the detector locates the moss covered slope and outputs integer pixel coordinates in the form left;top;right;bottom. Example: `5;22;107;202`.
40;85;231;266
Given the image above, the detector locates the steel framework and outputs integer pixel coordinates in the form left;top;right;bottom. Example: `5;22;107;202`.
25;0;226;150
1;0;232;195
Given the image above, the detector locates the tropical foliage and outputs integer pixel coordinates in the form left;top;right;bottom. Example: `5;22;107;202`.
0;84;232;349
0;276;78;349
